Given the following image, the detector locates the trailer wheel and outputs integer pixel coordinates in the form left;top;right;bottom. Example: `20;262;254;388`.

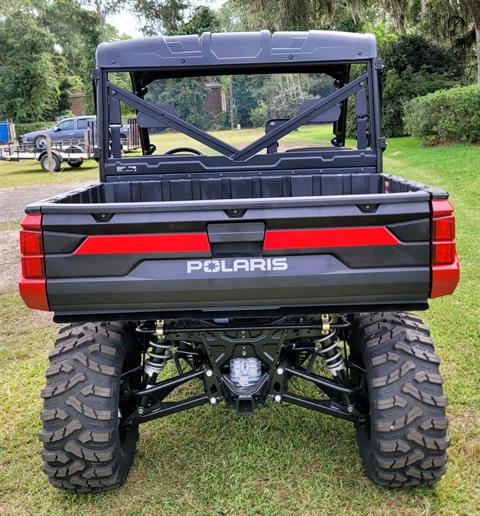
67;159;83;168
350;313;450;487
40;322;141;493
40;153;61;172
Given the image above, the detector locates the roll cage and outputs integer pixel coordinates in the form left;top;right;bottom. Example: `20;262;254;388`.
94;31;384;182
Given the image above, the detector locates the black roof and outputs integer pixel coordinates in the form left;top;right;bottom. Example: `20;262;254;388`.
96;30;377;70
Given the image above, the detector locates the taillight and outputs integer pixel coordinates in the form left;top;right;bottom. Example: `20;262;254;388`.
18;213;49;310
21;256;46;278
432;242;455;265
20;230;43;255
430;200;460;298
432;216;455;241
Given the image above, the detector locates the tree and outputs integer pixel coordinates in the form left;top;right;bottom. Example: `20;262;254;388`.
0;9;61;122
217;0;249;32
130;0;189;35
232;0;366;31
80;0;126;37
421;0;480;83
380;34;463;136
376;0;412;33
42;0;104;115
173;5;220;35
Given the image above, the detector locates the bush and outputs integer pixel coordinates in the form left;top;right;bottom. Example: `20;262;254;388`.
404;84;480;143
379;35;463;137
250;103;268;128
15;121;54;136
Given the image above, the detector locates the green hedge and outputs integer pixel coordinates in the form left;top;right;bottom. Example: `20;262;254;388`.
15;121;54;136
404;84;480;143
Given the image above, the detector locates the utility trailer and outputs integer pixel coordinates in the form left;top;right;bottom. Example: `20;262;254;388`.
0;141;93;171
2;119;140;171
19;31;460;492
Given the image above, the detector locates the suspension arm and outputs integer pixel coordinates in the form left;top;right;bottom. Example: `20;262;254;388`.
132;368;205;398
282;393;359;422
124;394;209;427
284;366;358;395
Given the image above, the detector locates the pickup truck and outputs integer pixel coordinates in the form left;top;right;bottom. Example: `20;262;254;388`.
19;115;131;150
20;31;459;493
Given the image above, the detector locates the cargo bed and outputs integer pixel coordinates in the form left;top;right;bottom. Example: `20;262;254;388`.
22;172;449;321
31;172;446;206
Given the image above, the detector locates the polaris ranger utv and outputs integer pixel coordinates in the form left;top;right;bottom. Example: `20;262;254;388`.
20;31;459;492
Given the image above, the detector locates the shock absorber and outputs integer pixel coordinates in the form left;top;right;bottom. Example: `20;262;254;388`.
315;315;354;410
315;315;347;378
142;320;173;385
315;333;347;377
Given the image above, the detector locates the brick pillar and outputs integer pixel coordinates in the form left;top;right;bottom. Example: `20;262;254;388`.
70;92;86;116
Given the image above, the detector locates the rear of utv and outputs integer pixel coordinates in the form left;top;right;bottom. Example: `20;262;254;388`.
19;30;459;492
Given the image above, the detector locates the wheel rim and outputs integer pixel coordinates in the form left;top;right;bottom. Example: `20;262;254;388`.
36;137;47;149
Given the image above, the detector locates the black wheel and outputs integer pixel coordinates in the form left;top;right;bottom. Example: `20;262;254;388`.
67;159;83;168
40;153;61;172
349;312;450;487
34;134;48;149
40;322;142;493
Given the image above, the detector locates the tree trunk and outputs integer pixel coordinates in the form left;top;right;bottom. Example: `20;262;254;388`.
229;76;235;130
476;24;480;83
420;0;426;15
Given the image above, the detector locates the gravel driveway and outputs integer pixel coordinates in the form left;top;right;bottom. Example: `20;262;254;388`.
0;180;93;291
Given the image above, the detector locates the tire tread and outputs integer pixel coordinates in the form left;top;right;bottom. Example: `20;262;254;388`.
40;322;139;493
352;312;449;487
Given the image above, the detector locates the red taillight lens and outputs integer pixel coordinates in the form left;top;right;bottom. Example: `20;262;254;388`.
21;213;42;230
19;214;49;310
433;215;455;241
430;200;459;298
22;256;45;278
432;242;456;265
20;230;43;255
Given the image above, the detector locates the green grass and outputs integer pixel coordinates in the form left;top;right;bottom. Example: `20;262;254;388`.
149;125;335;154
0;159;98;188
0;132;479;514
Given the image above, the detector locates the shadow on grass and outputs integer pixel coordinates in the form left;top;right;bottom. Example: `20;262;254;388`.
52;402;440;513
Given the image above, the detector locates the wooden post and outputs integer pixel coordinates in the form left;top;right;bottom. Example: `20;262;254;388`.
46;135;54;173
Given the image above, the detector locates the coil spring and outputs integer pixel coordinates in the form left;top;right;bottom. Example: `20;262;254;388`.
144;339;174;377
315;334;345;376
137;321;174;379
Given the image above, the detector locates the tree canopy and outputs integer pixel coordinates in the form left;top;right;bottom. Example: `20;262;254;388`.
0;0;478;129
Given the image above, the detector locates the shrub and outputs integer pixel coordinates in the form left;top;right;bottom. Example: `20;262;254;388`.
15;121;54;136
250;103;268;128
404;84;480;143
379;35;463;137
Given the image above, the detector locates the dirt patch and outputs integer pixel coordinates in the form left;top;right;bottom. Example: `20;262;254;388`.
0;180;93;224
1;230;20;291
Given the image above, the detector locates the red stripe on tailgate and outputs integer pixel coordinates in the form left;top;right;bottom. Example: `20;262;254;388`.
74;233;211;255
263;227;400;250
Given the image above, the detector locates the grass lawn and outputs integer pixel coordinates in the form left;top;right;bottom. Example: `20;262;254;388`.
0;130;479;514
0;159;98;188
